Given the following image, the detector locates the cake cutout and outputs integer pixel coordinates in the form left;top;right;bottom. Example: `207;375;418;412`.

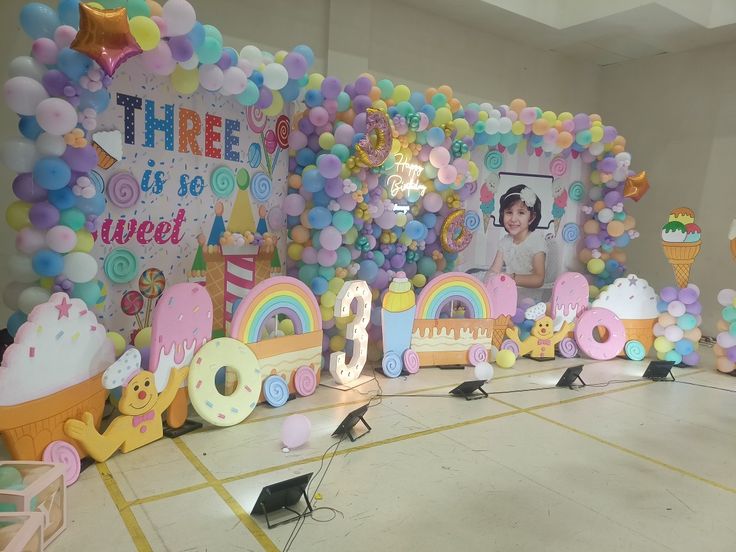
91;130;123;169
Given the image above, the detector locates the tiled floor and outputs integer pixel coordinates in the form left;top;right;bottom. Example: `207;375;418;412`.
5;351;736;552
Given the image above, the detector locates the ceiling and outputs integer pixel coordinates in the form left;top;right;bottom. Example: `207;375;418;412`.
396;0;736;66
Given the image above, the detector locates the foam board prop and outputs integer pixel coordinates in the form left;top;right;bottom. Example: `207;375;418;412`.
483;273;517;348
574;307;626;360
149;283;213;429
661;208;701;288
330;280;372;383
380;273;420;378
0;512;44;552
64;348;188;462
592;274;658;358
230;277;322;402
411;272;495;367
550;272;589;331
0;462;66;547
506;302;573;360
0;294;114;460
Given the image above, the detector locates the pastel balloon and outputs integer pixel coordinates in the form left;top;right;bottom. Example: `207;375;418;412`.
16;227;46;255
32;157;71;190
35;98;79;135
281;414;311;449
32;249;64;277
8;55;46;81
18;286;51;314
46;225;77;253
4;76;49;116
1;138;39;173
63;251;99;283
36;133;67;157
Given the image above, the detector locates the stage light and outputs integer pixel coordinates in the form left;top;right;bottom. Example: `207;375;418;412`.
332;404;371;442
250;472;313;529
448;380;488;400
642;360;675;381
556;365;585;388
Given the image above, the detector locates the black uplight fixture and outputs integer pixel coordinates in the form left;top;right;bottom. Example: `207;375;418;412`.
642;360;675;381
332;404;371;442
556;365;585;388
449;380;488;401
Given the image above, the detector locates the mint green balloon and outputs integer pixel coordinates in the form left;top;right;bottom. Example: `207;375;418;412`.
59;208;85;231
72;280;102;307
331;143;350;162
332;210;353;233
196;36;222;65
236;81;259;106
377;79;394;100
336;92;351;112
126;0;150;18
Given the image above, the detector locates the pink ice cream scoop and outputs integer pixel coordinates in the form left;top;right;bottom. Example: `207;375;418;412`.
485;273;517;317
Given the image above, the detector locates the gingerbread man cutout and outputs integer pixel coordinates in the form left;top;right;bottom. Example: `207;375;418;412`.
64;349;188;462
506;302;574;360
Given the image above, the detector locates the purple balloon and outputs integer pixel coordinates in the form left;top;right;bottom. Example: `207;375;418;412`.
727;347;736;363
41;70;70;97
678;287;699;305
344;83;356;98
602;126;618;143
321;76;342;100
324;177;343;199
352;95;371;114
338;195;356;211
682;352;700;366
573;113;590;131
256;87;272;109
168;36;194;62
140;346;151;371
13;173;47;203
216;52;232;70
660;286;678;302
62;144;98;172
585;235;601;249
597;157;617;173
390;254;406;269
354;76;372;96
307;133;321;152
425;229;437;244
685;301;702;315
29;201;60;229
604;190;621;207
283;52;307;79
297;117;314;134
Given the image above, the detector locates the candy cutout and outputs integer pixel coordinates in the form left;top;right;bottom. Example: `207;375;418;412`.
106;171;140;209
210;166;236;198
624;340;646;361
574;307;626;360
247;142;262;169
561;223;580;243
484;150;503;171
403;349;420;374
121;290;144;327
236;168;250;190
104;248;138;284
568;181;585;202
464;210;481;232
294;365;317;396
138;268;166;327
264;374;289;407
467;343;488;366
500;338;520;356
250;171;272;202
275;114;290;149
246;105;267;133
557;337;578;358
549;156;567;177
89;170;105;194
381;350;402;378
42;440;81;486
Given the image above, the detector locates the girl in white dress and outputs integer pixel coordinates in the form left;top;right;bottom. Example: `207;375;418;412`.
488;184;546;300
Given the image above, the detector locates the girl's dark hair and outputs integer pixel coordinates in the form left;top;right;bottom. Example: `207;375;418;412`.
499;184;542;231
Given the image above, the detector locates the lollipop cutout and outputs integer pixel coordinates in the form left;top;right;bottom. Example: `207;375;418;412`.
121;290;144;328
139;268;166;327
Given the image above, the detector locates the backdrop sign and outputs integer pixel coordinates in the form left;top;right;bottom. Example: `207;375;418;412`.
93;60;288;337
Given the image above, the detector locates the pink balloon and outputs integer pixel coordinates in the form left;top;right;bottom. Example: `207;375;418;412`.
452;158;468;174
667;300;686;317
429;147;450;168
664;325;684;343
35;98;77;135
302;246;317;264
717;288;736;307
375;210;397;230
283;194;306;216
717;332;736;349
222;67;248;95
308;106;329;127
334;124;355;146
281;414;311;449
16;227;46;255
437;164;458;185
290;130;308;150
317;248;337;267
141;42;176;76
54;26;77;48
320;226;342;250
32;38;59;65
198;64;224;91
423;192;443;213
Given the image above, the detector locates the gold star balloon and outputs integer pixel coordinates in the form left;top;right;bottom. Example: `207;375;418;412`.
623;170;650;202
71;4;142;77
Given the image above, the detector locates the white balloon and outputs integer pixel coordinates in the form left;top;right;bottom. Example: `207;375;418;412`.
9;254;38;283
3;282;29;311
222;67;248;95
239;45;262;66
63;252;98;283
16;228;47;256
179;53;199;70
162;0;197;36
35;132;67;157
199;64;223;91
8;56;46;81
589;142;604;156
262;63;288;90
0;138;39;173
498;117;512;134
473;361;494;381
18;286;51;314
4;76;49;116
35;97;78;135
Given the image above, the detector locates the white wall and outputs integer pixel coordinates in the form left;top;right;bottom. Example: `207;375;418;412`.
600;42;736;334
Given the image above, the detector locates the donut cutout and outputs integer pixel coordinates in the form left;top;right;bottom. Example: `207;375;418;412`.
440;209;473;253
574;307;626;360
188;338;262;427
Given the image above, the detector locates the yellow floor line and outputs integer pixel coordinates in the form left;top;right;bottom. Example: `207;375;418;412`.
173;438;279;552
96;462;153;552
529;411;736;494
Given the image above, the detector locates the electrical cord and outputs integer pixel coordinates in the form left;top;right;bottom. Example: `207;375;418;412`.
671;380;736;393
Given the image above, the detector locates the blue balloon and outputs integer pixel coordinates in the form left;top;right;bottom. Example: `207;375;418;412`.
287;214;300;227
295;148;316;167
293;44;315;67
280;79;300;103
57;48;93;81
358;260;378;283
304;90;323;108
20;2;60;39
58;0;80;28
427;127;445;147
19;116;43;140
420;104;436;121
32;249;64;277
674;339;694;356
7;311;27;337
48;187;76;210
79;88;111;112
76;193;105;216
308;207;331;229
421;213;437;228
187;22;206;48
223;47;238;66
249;70;263;87
615;233;631;247
33;157;71;191
311;276;328;295
405;220;426;240
236;80;259;106
657;299;669;313
312;190;329;207
409;92;425;110
302;169;325;192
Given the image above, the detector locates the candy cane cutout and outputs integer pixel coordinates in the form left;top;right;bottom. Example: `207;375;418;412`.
330;281;372;384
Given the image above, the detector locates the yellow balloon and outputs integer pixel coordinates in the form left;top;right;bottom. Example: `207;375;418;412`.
478;110;488;122
129;16;160;51
411;274;426;288
558;111;573;121
320;304;334;321
496;349;516;369
107;331;127;357
587;258;605;275
588;285;600;299
511;120;525;135
453;118;470;137
321;291;336;309
86;2;103;8
170;66;199;95
278;318;295;335
392;84;411;103
654;336;674;354
307;73;324;90
433;107;452;125
372;99;387;111
134;326;152;349
590;170;601;185
390;137;402;154
330;335;346;352
287;243;303;261
318;133;336;150
73;229;94;253
328;278;344;294
6;201;31;231
263;91;284;116
39;277;54;290
468;161;479;180
542;111;557;124
590;125;604;142
274;50;288;63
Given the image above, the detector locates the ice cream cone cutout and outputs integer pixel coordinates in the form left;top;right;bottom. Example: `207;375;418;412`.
64;349;188;462
506;302;574;359
661;207;701;287
729;219;736;261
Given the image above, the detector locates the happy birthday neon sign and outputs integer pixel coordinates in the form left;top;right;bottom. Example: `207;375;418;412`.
387;153;426;200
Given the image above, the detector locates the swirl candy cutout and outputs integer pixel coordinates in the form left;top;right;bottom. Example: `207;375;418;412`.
484;150;503;171
210;166;236;198
107;171;140;209
549;156;567;177
264;374;289;407
568;181;585;202
624;340;646;361
104;248;138;284
138;268;166;299
275;115;290;149
464;210;481;232
441;209;473;253
562;223;580;243
500;338;520;356
381;351;403;378
467;343;488;366
558;337;579;358
43;440;81;486
294;365;317;396
354;108;392;167
403;349;420;374
246;106;267;133
250;171;273;202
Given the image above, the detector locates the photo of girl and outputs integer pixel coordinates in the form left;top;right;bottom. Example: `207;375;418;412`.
488;184;547;299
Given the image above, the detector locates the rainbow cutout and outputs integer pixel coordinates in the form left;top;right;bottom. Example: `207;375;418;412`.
416;272;492;320
230;276;321;343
